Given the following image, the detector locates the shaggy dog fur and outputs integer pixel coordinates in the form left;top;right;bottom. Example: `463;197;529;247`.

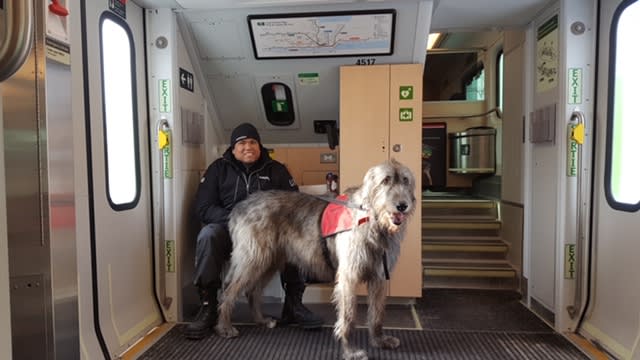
215;159;416;360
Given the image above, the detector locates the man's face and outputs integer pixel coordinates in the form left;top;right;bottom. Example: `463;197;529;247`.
232;138;261;165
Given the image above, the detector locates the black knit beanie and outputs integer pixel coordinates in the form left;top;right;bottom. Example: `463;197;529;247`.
230;123;261;146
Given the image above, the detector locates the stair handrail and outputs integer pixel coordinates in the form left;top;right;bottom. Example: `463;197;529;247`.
0;0;34;82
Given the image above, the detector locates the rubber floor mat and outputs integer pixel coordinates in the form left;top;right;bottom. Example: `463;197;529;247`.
138;325;588;360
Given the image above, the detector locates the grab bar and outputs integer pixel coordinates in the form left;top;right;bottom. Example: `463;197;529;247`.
423;107;503;120
0;0;34;82
566;110;586;319
156;118;172;310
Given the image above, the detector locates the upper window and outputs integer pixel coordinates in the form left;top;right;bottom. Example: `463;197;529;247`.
496;49;504;111
99;13;140;210
606;0;640;210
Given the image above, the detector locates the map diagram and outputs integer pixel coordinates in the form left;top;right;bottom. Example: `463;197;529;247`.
248;12;394;58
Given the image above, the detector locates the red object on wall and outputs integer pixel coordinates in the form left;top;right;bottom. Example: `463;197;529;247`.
49;0;69;16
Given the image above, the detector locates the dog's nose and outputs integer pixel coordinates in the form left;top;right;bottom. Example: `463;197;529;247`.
396;202;408;212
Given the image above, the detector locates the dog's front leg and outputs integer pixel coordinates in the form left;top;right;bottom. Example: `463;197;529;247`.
333;274;367;360
367;278;399;349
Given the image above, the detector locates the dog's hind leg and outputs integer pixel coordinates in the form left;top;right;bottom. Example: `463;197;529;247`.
366;278;399;349
333;274;367;360
246;267;278;329
216;263;264;338
215;273;243;338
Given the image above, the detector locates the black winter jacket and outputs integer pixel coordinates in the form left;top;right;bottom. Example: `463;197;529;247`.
194;145;298;225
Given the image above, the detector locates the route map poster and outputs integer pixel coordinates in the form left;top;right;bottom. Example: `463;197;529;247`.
247;9;396;59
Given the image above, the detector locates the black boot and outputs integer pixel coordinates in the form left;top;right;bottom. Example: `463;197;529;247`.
184;287;218;340
280;287;323;329
279;265;323;329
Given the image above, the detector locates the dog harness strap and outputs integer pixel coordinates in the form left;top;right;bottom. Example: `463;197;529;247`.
314;194;363;210
321;240;336;273
382;251;390;280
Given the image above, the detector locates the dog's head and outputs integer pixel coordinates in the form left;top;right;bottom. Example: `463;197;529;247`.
359;159;416;233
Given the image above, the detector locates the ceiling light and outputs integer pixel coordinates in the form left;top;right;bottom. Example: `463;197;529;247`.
427;33;441;50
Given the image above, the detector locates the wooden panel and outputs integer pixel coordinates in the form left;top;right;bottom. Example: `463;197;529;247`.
339;64;423;298
339;65;389;191
302;171;338;186
270;147;338;186
388;64;423;297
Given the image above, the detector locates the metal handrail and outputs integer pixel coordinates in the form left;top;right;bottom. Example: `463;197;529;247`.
423;106;503;120
156;118;171;309
0;0;34;82
567;110;586;319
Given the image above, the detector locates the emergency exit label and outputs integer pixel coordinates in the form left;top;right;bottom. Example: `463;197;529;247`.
568;68;582;104
399;86;413;100
567;124;578;177
159;79;171;113
166;240;175;273
564;244;576;279
399;108;414;121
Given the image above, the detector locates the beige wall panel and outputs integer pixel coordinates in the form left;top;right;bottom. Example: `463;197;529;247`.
339;65;389;190
388;64;423;297
270;147;339;186
339;64;422;298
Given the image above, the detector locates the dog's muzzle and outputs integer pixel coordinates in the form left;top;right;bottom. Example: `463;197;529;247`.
392;202;409;225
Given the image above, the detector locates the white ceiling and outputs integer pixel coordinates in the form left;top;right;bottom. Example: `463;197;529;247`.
134;0;551;32
430;0;551;31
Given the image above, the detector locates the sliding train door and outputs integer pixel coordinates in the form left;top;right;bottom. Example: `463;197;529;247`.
579;0;640;358
80;1;162;357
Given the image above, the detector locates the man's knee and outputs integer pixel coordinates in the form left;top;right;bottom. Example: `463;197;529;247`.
196;223;232;262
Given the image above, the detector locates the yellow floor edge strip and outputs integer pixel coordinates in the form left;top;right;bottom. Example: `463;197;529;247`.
120;322;175;360
565;332;610;360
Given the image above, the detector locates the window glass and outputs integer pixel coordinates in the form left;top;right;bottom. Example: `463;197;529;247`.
100;15;139;209
465;66;485;101
607;0;640;208
497;50;504;111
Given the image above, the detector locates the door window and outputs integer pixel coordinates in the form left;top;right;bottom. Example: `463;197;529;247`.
99;13;140;210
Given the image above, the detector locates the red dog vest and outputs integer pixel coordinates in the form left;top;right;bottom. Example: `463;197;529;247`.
321;194;368;238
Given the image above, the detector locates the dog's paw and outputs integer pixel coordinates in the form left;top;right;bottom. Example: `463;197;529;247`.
259;316;277;329
371;334;400;349
342;348;368;360
214;324;239;338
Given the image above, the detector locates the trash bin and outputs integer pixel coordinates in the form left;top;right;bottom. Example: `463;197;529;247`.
449;126;496;174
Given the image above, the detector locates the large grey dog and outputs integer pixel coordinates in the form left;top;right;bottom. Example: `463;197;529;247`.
215;159;416;360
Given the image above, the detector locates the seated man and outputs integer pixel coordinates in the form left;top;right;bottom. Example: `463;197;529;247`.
184;122;323;340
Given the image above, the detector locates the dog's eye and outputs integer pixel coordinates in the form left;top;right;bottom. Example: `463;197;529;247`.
382;176;391;185
403;176;410;185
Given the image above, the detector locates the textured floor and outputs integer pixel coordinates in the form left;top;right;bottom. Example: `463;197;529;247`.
138;289;589;360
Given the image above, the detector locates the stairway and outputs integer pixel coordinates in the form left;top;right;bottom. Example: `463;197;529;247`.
422;196;518;289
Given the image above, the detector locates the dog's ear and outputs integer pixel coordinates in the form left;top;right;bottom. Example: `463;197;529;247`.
359;166;378;209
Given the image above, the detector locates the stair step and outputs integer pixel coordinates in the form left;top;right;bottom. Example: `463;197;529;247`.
422;242;508;253
423;234;502;242
420;196;515;290
423;260;516;278
423;214;497;221
423;221;500;229
422;199;495;208
423;276;519;290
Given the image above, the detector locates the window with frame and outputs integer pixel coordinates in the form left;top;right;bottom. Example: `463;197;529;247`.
99;13;140;210
606;0;640;210
496;49;504;111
